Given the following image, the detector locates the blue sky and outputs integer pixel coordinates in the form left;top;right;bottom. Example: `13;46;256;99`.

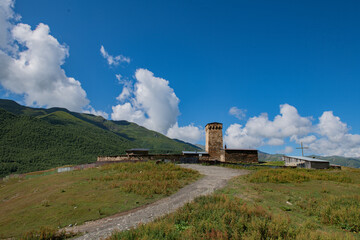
1;0;360;157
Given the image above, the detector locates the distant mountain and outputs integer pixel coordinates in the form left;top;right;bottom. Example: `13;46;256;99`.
195;144;205;150
0;99;199;177
259;151;360;168
258;151;283;162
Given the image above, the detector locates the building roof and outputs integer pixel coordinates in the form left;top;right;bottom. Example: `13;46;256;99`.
286;156;329;163
182;151;209;155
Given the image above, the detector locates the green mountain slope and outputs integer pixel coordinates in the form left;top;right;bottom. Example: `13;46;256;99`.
258;151;283;162
0;99;199;177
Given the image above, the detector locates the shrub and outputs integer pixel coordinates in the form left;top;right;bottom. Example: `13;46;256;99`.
21;227;76;240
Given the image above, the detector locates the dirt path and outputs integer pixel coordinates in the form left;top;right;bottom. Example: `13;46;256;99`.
69;164;249;240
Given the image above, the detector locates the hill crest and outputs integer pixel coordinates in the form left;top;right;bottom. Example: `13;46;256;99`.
0;99;199;177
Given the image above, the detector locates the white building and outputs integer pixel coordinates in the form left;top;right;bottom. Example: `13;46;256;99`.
282;156;330;169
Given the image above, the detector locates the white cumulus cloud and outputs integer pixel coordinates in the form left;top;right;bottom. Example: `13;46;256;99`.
225;104;312;148
224;104;360;157
115;74;133;102
267;138;284;146
317;111;348;142
111;69;202;143
229;106;246;120
245;104;312;139
100;45;130;66
167;123;203;144
290;135;317;144
83;106;109;119
279;146;294;154
224;123;263;149
116;87;131;102
308;111;360;157
0;1;105;115
111;102;146;124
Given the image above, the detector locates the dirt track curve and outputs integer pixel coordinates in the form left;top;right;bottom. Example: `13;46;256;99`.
69;164;249;240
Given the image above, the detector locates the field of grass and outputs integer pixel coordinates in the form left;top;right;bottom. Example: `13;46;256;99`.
109;167;360;240
261;161;285;166
0;162;200;239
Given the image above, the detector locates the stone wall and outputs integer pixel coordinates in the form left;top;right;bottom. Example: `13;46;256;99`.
97;154;201;163
224;149;258;163
97;151;260;164
308;161;330;169
97;156;134;162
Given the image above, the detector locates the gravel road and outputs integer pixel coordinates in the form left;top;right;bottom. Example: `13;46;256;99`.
69;164;249;240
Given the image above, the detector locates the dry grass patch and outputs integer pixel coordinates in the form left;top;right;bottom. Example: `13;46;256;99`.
108;194;355;240
0;162;200;239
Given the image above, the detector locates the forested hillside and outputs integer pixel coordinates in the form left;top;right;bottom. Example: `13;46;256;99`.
0;99;199;177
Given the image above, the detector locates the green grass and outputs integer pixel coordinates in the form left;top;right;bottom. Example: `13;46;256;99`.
261;161;285;166
109;167;360;240
248;168;355;184
0;162;200;239
109;194;300;240
0;99;200;177
298;195;360;232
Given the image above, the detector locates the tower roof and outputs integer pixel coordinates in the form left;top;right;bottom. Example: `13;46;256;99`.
205;122;222;127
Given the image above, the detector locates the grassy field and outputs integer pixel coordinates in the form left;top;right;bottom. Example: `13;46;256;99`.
109;167;360;240
0;162;200;239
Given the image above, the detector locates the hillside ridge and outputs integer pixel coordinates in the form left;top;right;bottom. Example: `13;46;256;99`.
0;99;199;177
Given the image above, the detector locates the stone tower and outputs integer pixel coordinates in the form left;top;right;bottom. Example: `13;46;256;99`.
205;122;223;160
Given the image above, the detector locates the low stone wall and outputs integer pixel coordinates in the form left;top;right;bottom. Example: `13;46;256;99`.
199;155;210;161
98;154;188;163
224;150;258;163
97;156;133;162
309;161;330;169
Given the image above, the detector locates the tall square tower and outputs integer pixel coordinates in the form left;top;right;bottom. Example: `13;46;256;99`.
205;122;223;160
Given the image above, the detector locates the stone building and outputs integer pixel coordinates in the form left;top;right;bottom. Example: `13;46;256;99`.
223;149;258;163
282;156;330;169
205;122;258;163
205;122;223;160
98;122;258;164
